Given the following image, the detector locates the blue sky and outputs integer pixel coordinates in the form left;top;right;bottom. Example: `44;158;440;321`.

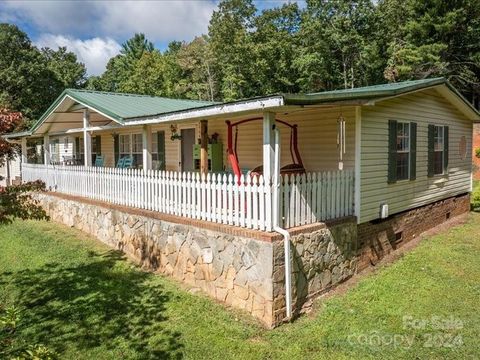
0;0;303;76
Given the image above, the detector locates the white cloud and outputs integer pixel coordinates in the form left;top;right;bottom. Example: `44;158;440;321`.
96;1;217;41
2;0;217;42
35;34;121;76
2;0;218;75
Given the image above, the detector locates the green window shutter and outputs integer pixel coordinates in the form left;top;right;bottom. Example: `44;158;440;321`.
75;137;80;160
427;124;435;177
409;122;417;180
388;119;398;183
114;134;119;165
95;136;101;155
157;131;166;170
444;126;449;172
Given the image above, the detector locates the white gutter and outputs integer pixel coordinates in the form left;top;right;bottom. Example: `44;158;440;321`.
124;96;285;126
272;125;293;320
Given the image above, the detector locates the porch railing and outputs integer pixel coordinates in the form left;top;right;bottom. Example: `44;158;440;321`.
22;163;354;231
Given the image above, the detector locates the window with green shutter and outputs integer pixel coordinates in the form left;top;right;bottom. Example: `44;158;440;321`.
388;120;417;183
428;125;448;176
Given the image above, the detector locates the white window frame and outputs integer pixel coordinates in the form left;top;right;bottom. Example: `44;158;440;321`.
50;139;60;163
396;121;411;181
119;133;143;167
119;134;131;158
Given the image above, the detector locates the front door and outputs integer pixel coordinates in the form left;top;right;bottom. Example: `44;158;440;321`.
181;128;196;171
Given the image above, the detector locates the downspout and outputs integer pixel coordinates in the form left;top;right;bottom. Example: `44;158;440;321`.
272;125;292;320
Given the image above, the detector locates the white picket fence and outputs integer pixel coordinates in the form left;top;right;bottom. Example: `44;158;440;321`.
22;163;354;231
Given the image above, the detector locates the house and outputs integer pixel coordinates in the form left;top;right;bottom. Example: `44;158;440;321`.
5;77;479;327
0;155;21;186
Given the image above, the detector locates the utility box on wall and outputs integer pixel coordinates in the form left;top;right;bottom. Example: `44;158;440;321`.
193;143;223;172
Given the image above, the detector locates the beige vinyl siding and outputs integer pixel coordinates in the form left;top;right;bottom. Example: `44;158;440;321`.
208;106;356;172
100;134;114;167
360;88;472;223
92;106;355;173
96;122;199;170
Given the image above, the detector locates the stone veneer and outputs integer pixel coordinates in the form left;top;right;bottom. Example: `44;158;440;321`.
272;219;358;323
36;193;275;326
34;192;470;327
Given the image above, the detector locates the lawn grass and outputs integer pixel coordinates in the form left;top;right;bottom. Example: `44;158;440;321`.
1;214;479;359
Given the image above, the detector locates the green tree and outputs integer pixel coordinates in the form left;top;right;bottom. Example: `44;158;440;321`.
0;24;60;123
120;33;154;64
119;50;168;96
42;47;87;88
379;0;480;105
175;36;217;101
87;33;155;94
252;3;302;95
296;0;381;92
208;0;257;100
0;24;86;126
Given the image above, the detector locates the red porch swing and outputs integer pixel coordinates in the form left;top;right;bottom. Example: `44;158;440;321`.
225;117;305;179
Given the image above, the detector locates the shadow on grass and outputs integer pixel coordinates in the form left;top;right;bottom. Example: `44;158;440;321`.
0;250;183;359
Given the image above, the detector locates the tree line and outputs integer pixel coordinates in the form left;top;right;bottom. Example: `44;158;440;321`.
1;0;480;128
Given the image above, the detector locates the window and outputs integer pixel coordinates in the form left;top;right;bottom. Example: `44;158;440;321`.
428;124;448;177
76;136;101;164
132;133;143;167
396;122;410;181
50;139;60;164
433;126;444;175
118;133;143;168
388;120;416;183
86;136;101;163
119;134;131;158
27;138;44;164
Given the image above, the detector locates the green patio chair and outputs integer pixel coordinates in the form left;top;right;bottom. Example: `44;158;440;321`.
116;157;125;168
123;156;134;168
94;155;104;167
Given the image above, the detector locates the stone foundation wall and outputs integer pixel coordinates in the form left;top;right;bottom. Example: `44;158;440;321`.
272;218;358;322
36;193;275;326
35;192;470;327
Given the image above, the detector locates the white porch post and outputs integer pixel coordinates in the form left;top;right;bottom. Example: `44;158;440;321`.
200;120;209;174
142;125;152;171
263;112;276;183
21;137;27;164
83;109;92;167
43;134;50;165
263;111;275;231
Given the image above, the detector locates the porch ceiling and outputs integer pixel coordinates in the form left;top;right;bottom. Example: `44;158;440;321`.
33;96;116;135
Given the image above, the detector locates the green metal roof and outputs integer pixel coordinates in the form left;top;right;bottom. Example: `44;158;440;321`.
5;77;477;139
66;89;215;121
283;77;448;105
29;89;216;132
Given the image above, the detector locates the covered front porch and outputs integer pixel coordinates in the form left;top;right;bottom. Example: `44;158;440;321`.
15;89;357;232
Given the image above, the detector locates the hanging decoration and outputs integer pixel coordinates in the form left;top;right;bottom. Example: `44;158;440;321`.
170;124;181;141
337;113;346;170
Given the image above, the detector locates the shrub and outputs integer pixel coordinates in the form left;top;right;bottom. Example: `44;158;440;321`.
475;148;480;158
471;181;480;211
0;181;48;224
1;303;57;360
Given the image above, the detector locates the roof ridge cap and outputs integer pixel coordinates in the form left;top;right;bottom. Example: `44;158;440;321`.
66;88;214;103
